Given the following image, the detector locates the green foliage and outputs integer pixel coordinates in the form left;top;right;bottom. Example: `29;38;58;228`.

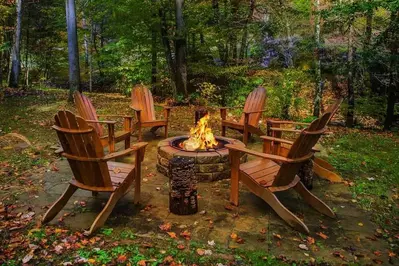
100;228;114;236
196;82;222;106
265;69;310;119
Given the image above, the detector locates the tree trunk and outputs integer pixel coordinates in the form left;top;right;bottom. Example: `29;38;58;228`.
175;0;188;97
365;3;372;48
9;0;23;88
313;0;323;117
346;13;355;127
159;6;177;96
66;0;81;101
24;6;30;88
151;23;157;91
239;0;255;60
384;11;399;130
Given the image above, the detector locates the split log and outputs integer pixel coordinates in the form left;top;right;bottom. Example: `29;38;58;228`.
169;157;198;215
195;108;208;125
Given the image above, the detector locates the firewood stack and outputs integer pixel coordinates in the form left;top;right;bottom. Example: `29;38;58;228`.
169;157;198;215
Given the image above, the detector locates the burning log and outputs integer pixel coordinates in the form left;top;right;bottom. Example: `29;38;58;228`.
183;114;218;151
169;157;198;215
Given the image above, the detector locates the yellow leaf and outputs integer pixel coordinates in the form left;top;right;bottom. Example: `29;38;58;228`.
167;232;177;239
230;233;237;239
358;222;364;227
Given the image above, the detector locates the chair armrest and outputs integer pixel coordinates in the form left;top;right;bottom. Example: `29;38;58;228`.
155;104;173;110
261;136;320;153
219;106;244;110
267;120;310;126
260;136;294;145
225;144;313;163
86;120;117;125
129;105;142;112
244;109;268;114
269;127;302;133
97;114;134;119
101;142;148;161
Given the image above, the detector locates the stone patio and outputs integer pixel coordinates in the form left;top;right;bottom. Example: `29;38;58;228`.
25;130;393;264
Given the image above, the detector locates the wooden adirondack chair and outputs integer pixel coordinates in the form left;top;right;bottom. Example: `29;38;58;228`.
42;110;147;235
130;85;172;141
226;112;336;234
220;87;267;145
74;91;133;153
266;98;344;183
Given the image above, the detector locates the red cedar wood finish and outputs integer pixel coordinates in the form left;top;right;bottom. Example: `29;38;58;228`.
220;87;267;145
266;99;344;182
226;112;336;234
74;91;133;153
130;85;171;141
42;110;147;235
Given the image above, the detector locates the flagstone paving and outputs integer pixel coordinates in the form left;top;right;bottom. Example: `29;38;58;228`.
20;131;394;265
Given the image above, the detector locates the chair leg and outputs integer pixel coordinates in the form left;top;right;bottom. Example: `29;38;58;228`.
42;184;78;224
138;124;142;142
125;136;131;150
87;187;126;235
313;159;343;183
260;189;310;234
221;125;226;136
294;181;336;218
164;124;168;138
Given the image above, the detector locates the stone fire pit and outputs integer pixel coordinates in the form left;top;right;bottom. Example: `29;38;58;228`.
157;136;247;182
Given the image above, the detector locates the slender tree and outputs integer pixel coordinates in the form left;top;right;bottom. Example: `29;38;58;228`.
66;0;81;101
9;0;23;88
313;0;323;117
175;0;188;97
346;0;355;127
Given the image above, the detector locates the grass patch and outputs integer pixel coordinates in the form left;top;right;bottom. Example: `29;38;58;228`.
325;131;399;229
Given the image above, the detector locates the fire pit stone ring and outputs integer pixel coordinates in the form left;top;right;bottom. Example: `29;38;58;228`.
157;136;247;182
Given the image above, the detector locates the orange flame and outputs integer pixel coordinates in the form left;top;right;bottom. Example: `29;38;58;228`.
183;114;218;151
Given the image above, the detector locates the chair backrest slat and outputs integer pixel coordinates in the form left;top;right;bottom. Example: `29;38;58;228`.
272;112;331;187
74;91;104;137
239;87;267;127
324;98;343;124
131;85;156;122
54;110;112;188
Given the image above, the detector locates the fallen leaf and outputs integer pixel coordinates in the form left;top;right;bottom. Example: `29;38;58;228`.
372;259;383;264
260;228;267;234
273;233;282;239
117;255;127;263
196;248;205;256
316;232;328;240
159;222;172;231
137;259;147;266
333;251;345;260
358;222;364;227
224;204;234;211
113;168;121;174
167;232;177;239
299;244;308;250
276;241;281;247
230;233;237;239
208;240;215;246
320;224;328;230
163;256;174;263
374;251;382;256
307;236;315;245
22;252;34;264
236;237;245;244
180;230;191;240
177;244;185;250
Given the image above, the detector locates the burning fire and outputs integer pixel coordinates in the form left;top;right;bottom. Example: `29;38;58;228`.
183;114;218;151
